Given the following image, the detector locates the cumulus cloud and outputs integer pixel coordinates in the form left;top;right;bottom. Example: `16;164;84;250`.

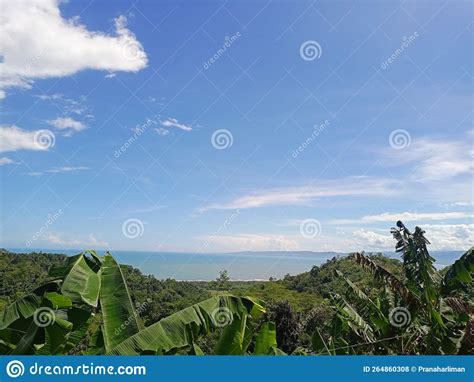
0;125;52;152
47;117;86;134
0;1;147;98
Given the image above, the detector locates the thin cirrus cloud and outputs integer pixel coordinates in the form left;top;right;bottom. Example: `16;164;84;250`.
385;137;473;181
199;177;399;212
0;125;50;153
26;166;90;176
331;211;474;225
0;1;147;99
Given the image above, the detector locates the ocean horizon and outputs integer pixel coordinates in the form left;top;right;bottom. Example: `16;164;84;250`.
4;247;464;281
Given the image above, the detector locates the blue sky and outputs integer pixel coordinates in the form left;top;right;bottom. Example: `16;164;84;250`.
0;0;472;254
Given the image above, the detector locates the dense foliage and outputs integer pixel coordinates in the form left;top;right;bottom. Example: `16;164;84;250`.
0;221;472;355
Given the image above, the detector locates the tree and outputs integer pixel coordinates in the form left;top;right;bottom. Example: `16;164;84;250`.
215;270;231;290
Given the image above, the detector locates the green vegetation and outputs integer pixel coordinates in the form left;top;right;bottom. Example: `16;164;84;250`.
0;221;472;355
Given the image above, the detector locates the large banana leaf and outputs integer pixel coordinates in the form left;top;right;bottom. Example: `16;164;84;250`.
100;253;142;352
253;322;277;355
214;314;251;355
108;296;265;355
61;254;101;307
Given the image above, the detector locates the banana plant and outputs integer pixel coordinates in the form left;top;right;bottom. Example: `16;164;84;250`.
0;251;282;355
311;222;473;355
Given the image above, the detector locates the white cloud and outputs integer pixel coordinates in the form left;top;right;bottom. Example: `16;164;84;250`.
160;118;192;132
47;117;86;133
0;157;15;165
0;125;51;152
386;138;473;181
420;224;474;251
26;166;89;176
200;177;399;212
198;233;298;252
36;94;88;115
332;211;473;225
0;1;147;98
352;229;393;250
44;232;109;248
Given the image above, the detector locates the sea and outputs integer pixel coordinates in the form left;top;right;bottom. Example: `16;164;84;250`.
3;247;465;281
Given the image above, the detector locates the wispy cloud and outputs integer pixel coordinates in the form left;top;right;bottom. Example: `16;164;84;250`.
0;157;15;165
386;137;473;181
127;205;166;214
200;177;399;212
160;118;192;132
25;166;90;176
331;211;473;225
